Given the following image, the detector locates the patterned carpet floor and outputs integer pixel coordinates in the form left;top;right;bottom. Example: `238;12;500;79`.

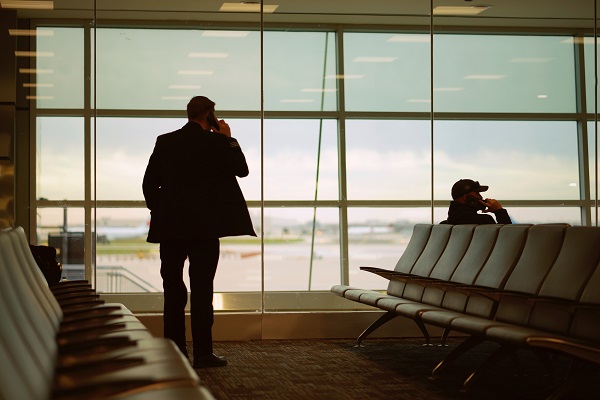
189;338;597;400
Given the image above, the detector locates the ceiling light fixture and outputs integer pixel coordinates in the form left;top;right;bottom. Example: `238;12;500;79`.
325;74;365;79
464;74;506;80
168;85;202;89
220;2;279;13
510;57;553;63
19;68;53;74
562;37;595;45
387;35;430;43
177;70;214;75
434;87;464;92
26;95;54;100
433;5;491;16
15;51;54;57
301;88;336;93
353;57;397;63
23;83;54;87
201;31;249;38
188;52;229;58
1;0;53;10
8;28;53;36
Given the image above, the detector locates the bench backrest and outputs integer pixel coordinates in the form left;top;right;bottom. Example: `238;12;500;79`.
572;265;600;342
462;224;531;317
473;224;531;289
502;224;567;294
418;224;476;306
441;224;502;311
392;224;433;274
8;227;64;328
0;229;56;400
400;224;455;301
523;226;600;335
387;224;433;296
494;224;568;325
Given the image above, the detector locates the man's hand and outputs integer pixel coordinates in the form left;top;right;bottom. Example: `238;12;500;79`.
480;198;503;213
216;119;231;137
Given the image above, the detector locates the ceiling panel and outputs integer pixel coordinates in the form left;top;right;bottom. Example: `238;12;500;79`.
0;0;597;29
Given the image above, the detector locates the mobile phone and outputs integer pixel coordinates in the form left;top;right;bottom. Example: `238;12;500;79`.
207;112;220;131
466;194;486;210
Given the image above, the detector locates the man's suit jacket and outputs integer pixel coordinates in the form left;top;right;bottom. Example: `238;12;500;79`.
142;121;256;243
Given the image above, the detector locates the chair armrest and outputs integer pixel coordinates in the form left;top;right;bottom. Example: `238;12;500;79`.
454;287;535;302
58;341;141;363
52;284;94;295
53;289;100;301
57;356;145;375
361;266;410;279
526;337;600;365
60;298;106;311
58;323;130;340
360;266;425;284
58;335;136;355
362;266;474;292
50;279;90;287
62;305;124;321
576;302;600;311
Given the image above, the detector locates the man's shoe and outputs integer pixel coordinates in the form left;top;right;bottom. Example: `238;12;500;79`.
193;353;228;368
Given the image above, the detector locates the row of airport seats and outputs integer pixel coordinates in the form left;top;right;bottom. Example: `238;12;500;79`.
0;226;215;400
332;223;600;399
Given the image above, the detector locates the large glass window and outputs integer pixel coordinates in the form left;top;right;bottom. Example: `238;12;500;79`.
34;27;84;109
93;208;158;292
264;207;340;291
588;120;599;225
264;31;337;111
96;118;183;201
433;35;577;113
95;28;262;110
584;37;599;114
96;117;261;201
264;119;338;200
343;33;431;112
347;208;431;289
345;120;431;200
433;121;580;201
36;207;86;280
28;15;599;308
36;117;85;200
433;206;582;226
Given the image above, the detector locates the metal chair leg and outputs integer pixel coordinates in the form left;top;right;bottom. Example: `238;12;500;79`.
439;327;451;347
355;311;397;347
429;336;484;380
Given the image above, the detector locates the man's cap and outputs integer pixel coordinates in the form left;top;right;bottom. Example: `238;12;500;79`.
451;179;489;199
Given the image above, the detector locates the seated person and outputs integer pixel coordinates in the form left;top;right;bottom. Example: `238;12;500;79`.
441;179;512;225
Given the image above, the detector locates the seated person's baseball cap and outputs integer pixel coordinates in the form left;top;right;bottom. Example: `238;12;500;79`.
451;179;489;200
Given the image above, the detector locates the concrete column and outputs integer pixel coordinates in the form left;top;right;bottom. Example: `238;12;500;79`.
0;10;17;230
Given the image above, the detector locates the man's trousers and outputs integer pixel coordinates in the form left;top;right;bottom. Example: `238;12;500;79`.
160;238;220;357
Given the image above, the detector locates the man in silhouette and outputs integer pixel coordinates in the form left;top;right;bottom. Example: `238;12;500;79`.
441;179;512;225
143;96;256;368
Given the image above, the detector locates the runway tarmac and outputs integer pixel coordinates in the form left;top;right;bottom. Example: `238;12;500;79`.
89;240;408;293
